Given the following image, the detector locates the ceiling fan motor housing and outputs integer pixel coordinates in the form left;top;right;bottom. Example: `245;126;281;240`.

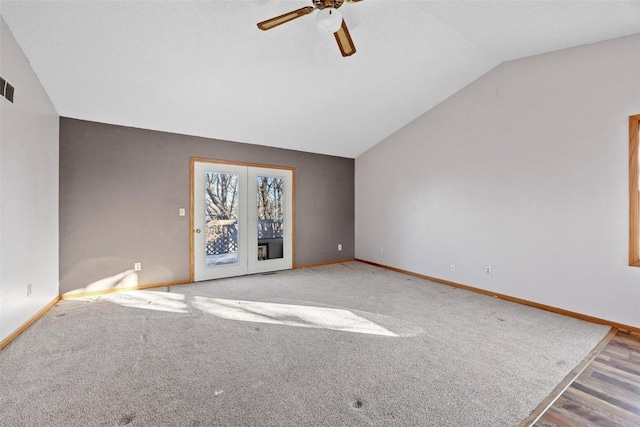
312;0;345;10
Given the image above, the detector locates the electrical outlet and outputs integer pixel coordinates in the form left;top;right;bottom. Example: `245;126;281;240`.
485;266;492;275
450;264;455;272
134;262;142;271
27;283;32;297
338;244;342;251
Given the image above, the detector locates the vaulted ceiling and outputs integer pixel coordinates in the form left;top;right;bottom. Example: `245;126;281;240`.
2;1;640;158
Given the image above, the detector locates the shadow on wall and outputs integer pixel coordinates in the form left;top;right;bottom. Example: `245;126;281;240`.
61;257;178;296
62;269;139;298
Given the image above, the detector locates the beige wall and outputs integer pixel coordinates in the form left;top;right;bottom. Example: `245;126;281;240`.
59;119;354;294
0;18;59;342
356;33;640;328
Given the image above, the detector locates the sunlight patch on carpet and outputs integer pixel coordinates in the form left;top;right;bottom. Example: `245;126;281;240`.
94;291;188;313
191;296;398;337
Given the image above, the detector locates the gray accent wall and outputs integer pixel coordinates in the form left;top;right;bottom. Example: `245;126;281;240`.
1;18;59;343
59;119;354;294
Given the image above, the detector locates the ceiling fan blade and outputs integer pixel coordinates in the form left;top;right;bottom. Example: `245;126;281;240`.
257;7;316;31
334;20;356;57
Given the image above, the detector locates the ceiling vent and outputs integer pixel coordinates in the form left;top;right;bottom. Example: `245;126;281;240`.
1;76;14;103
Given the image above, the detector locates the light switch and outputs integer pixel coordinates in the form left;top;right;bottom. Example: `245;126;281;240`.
179;208;186;216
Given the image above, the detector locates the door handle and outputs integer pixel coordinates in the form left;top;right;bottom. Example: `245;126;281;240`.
195;229;201;234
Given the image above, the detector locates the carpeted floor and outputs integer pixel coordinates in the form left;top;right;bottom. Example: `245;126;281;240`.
0;262;609;426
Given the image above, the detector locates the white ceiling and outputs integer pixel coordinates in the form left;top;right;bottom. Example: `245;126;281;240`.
2;1;640;158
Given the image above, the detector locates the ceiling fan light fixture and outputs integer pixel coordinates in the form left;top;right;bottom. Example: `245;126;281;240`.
316;8;343;33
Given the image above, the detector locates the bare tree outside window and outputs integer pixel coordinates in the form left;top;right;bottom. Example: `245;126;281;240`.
257;176;284;239
205;172;239;265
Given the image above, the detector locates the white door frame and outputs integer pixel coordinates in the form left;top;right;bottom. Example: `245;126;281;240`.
190;158;295;282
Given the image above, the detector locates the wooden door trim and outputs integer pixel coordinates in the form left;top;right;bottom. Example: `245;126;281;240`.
629;115;640;266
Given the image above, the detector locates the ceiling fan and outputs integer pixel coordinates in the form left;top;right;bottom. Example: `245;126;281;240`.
257;0;363;57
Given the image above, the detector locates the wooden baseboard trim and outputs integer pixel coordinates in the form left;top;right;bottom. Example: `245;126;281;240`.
0;296;60;351
355;258;640;335
60;279;192;300
294;258;355;269
519;327;618;426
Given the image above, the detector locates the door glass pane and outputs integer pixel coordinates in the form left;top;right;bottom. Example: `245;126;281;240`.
205;172;239;267
257;176;285;261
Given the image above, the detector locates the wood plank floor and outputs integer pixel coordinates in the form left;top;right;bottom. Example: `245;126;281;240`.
534;330;640;427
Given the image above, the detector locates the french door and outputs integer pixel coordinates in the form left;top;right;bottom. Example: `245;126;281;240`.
192;160;293;281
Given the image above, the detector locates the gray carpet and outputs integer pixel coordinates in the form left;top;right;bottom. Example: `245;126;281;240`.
0;262;609;426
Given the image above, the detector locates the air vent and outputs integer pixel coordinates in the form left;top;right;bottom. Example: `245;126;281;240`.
1;75;14;103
